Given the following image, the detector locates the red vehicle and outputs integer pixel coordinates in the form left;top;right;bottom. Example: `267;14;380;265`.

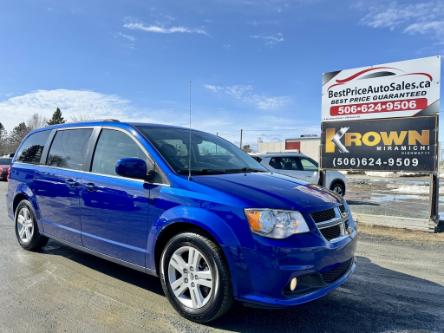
0;158;12;181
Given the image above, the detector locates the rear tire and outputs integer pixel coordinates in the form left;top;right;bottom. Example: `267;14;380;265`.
15;200;48;251
160;232;233;323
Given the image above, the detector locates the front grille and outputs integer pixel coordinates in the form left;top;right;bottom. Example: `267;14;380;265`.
321;259;353;283
320;225;341;240
311;208;336;223
311;206;350;241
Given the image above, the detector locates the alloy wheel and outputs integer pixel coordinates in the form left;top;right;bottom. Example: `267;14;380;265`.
167;246;214;309
332;184;344;196
17;207;34;243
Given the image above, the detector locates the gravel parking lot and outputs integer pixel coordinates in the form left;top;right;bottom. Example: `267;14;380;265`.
0;181;443;333
346;174;444;220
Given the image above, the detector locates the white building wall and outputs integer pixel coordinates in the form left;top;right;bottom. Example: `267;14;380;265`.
257;141;286;153
300;139;320;162
257;138;321;162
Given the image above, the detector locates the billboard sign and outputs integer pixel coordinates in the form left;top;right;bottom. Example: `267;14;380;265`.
322;56;440;122
321;116;438;172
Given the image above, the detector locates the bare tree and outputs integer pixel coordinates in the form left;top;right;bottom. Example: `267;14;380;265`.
8;122;30;151
0;122;6;155
27;113;48;130
69;114;94;122
242;144;252;153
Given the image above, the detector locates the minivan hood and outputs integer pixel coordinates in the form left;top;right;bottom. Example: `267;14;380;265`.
191;172;342;213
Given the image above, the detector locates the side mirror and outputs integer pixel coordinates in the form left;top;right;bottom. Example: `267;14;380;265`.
115;158;153;180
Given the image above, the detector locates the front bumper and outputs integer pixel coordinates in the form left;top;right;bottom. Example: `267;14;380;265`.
233;228;357;308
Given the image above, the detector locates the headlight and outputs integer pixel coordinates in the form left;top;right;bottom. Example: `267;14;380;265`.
244;209;310;239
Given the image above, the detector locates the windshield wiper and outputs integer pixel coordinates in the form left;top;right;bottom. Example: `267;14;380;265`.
177;167;265;175
222;167;266;174
177;169;227;175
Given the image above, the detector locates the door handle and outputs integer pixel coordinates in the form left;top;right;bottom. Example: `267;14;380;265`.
85;182;97;192
66;179;79;187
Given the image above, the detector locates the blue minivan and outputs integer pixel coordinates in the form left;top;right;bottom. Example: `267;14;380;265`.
7;120;356;323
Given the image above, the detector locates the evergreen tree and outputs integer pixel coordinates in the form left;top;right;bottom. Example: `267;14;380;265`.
47;107;65;125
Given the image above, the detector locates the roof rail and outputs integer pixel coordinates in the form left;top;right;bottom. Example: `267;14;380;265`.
69;119;120;123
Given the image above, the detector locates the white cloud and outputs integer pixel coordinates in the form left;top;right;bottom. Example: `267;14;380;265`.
204;84;291;111
250;32;284;46
0;89;153;132
117;32;136;42
359;1;444;44
123;22;208;35
0;89;308;151
404;21;444;35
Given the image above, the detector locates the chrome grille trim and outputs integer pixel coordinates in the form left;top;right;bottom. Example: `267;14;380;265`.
311;205;350;241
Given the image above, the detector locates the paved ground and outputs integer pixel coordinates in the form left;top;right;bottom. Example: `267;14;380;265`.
0;181;443;333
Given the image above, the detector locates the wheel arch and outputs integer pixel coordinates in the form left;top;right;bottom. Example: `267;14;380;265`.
148;206;243;296
153;222;219;274
13;193;29;214
12;185;42;228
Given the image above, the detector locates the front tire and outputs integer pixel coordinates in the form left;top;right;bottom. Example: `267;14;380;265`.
160;232;233;323
15;200;48;251
330;181;345;196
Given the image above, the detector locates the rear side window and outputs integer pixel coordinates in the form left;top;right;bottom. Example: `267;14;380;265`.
0;158;11;165
269;157;303;171
47;129;93;171
16;130;50;164
92;129;150;176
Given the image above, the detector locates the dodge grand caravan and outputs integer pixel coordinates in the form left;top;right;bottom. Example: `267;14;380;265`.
7;121;357;323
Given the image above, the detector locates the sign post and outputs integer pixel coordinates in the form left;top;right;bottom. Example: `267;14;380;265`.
320;56;441;231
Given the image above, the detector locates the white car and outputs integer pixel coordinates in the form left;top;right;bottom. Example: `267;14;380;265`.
253;153;347;196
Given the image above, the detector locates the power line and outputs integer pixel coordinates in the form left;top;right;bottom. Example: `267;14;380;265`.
242;128;316;132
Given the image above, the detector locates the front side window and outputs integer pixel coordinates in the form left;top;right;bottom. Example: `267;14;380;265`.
137;126;266;175
197;141;229;156
47;128;93;171
300;157;318;171
16;130;50;164
92;129;150;176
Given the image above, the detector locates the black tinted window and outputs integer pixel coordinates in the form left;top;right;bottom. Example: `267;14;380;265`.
269;157;303;170
16;130;50;164
92;129;149;176
47;129;93;171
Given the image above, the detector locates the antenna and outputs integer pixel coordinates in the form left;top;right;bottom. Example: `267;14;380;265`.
188;80;192;181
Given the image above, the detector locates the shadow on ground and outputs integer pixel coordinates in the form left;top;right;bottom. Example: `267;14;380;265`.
42;241;444;333
41;240;164;296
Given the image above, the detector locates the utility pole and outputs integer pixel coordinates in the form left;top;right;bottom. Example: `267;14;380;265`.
239;129;243;149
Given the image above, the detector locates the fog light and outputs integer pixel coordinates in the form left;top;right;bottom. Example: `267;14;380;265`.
289;277;298;291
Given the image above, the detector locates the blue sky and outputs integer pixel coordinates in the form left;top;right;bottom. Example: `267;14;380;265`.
0;0;443;146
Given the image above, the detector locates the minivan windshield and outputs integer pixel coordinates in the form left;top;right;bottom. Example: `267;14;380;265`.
137;126;267;175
